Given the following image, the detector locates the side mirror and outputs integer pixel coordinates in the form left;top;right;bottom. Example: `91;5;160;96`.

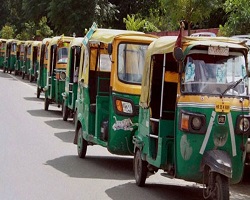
108;43;112;55
173;47;184;62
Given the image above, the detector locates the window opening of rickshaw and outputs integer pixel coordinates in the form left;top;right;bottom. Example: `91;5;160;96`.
57;47;68;64
182;51;248;96
117;43;148;85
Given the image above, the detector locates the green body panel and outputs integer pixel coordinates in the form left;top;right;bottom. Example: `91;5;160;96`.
175;106;246;184
9;55;17;71
37;65;47;89
0;56;5;68
15;58;24;72
47;73;65;105
22;58;30;75
65;77;78;111
137;105;247;184
77;85;140;155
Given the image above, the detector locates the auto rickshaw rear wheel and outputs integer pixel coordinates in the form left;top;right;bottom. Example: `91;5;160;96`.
77;127;87;158
44;97;49;111
37;87;41;98
22;72;25;79
62;102;69;121
134;149;148;187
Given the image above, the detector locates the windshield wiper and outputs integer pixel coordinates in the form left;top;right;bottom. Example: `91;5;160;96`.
221;74;247;96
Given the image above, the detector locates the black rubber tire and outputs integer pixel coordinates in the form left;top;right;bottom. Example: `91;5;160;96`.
210;173;229;200
22;72;25;79
44;97;49;111
134;149;148;187
62;102;69;121
37;87;41;98
77;127;87;158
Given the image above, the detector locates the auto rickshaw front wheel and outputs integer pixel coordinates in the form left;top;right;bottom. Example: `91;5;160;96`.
37;87;41;98
134;149;148;187
204;171;229;200
77;127;87;158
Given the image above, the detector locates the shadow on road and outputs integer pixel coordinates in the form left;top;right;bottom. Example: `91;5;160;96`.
54;130;75;143
27;109;62;118
45;119;74;129
24;96;44;102
106;182;203;200
46;155;133;180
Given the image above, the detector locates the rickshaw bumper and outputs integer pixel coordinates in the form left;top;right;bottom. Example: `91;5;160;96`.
200;150;232;178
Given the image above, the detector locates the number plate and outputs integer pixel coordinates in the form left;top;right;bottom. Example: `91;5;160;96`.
215;101;230;113
208;46;229;56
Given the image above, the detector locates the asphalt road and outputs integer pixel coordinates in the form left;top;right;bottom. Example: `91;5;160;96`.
0;70;250;200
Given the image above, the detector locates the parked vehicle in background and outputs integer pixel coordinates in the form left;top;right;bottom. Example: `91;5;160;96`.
44;36;73;111
133;36;250;200
15;40;25;75
0;39;7;69
74;25;158;159
62;37;85;121
37;38;52;98
29;41;42;82
4;39;18;74
190;32;216;37
21;41;33;79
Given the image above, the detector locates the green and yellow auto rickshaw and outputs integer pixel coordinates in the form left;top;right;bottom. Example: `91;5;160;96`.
29;41;42;82
4;39;18;74
37;38;52;98
0;39;7;69
44;36;73;110
22;41;33;79
62;37;85;121
15;40;25;75
133;36;250;199
73;27;158;158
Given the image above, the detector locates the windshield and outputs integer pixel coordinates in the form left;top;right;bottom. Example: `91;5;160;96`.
57;47;68;64
118;43;148;84
182;53;248;96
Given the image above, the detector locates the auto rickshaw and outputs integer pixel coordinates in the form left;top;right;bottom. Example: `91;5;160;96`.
15;40;25;75
29;41;42;82
44;36;73;111
62;37;85;121
0;39;7;69
4;39;18;74
37;38;52;98
133;36;250;199
73;27;158;158
21;41;33;79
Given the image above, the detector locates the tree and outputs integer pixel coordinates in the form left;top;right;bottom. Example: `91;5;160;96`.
36;17;53;39
0;24;16;39
162;0;223;35
47;0;96;36
219;0;250;36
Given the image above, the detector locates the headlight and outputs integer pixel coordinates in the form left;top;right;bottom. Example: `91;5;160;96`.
239;118;250;132
235;115;250;134
60;72;66;80
191;116;202;130
179;110;206;134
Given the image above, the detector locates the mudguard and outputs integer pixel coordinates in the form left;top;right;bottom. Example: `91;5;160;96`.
200;150;232;178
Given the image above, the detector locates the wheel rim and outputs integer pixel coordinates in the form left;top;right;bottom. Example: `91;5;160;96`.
77;129;83;154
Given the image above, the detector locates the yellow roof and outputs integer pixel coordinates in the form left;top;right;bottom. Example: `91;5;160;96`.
42;38;52;44
70;37;85;47
49;36;73;46
182;36;249;50
90;28;146;43
32;41;42;47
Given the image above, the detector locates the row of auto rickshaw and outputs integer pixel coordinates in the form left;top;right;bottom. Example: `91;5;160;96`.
1;22;250;200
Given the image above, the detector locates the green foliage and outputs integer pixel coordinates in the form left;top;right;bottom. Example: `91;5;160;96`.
219;0;250;36
123;14;146;31
36;17;53;38
0;24;16;39
162;0;223;34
